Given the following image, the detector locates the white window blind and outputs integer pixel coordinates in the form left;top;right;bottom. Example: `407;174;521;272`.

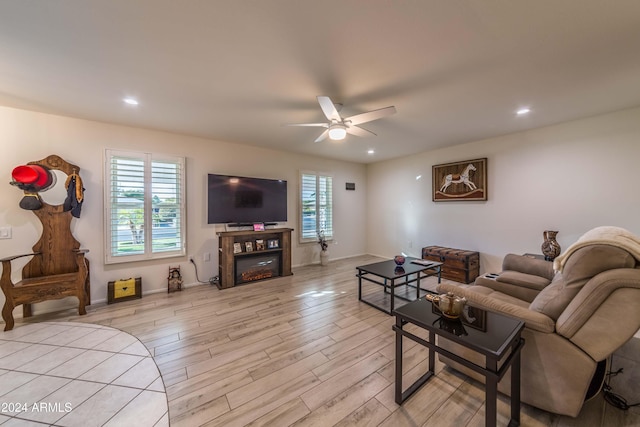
300;171;333;243
105;150;186;263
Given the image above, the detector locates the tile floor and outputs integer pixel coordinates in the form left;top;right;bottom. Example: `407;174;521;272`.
0;322;168;426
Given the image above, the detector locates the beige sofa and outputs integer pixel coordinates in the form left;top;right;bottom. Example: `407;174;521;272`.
436;243;640;417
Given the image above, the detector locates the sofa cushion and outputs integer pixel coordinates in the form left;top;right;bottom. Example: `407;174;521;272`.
530;245;635;320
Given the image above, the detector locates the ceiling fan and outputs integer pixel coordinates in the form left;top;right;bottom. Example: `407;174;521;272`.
284;96;396;142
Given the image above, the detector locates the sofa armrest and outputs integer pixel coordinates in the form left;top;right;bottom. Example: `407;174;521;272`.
476;274;548;302
503;254;555;280
437;282;556;333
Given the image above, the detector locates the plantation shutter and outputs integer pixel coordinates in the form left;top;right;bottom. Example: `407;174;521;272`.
300;171;333;243
105;150;185;264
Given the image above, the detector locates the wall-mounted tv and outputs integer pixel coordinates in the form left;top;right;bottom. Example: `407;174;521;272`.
207;174;288;224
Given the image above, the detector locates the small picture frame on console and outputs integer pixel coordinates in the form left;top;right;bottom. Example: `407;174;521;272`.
245;241;254;252
256;239;265;250
233;242;242;254
267;239;279;249
253;223;265;231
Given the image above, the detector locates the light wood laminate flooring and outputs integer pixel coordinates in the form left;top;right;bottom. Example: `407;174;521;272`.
14;255;640;426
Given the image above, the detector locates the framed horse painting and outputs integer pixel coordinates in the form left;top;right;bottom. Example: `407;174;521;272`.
432;158;487;201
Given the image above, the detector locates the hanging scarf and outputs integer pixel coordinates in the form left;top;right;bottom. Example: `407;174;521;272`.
63;172;85;218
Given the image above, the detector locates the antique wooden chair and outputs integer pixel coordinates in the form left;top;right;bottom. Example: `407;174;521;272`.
1;155;89;331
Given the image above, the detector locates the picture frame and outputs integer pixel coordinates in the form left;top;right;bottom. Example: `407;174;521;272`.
245;241;254;252
432;158;487;202
253;223;265;231
256;239;265;250
267;238;279;249
233;242;243;254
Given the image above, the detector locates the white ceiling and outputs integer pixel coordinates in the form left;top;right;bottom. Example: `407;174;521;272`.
1;1;640;164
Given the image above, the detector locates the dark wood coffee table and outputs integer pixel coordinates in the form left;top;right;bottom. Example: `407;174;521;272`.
356;257;442;315
393;297;525;427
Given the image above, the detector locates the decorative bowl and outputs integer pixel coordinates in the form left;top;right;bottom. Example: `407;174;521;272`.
394;255;406;265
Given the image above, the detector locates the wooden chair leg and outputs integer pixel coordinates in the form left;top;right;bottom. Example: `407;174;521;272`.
2;302;15;331
23;303;32;318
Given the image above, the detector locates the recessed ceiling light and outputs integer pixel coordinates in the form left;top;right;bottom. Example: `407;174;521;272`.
516;108;531;115
367;149;375;155
123;97;139;106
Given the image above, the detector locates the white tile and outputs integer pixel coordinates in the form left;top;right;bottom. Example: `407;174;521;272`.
17;346;85;375
17;324;73;343
103;390;168;427
1;375;70;415
0;341;32;359
0;371;39;397
40;325;95;346
56;384;141;427
154;412;169;427
0;344;57;370
47;349;113;379
65;329;121;349
0;324;48;341
93;331;139;353
16;379;105;424
120;340;151;356
79;353;144;384
112;357;160;389
3;417;50;426
147;376;166;393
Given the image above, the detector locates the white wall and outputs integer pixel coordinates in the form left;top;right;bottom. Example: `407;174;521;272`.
0;106;367;315
366;106;640;274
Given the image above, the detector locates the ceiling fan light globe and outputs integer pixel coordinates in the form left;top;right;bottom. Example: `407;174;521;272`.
328;125;347;140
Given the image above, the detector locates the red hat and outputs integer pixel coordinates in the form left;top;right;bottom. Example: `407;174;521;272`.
11;164;54;192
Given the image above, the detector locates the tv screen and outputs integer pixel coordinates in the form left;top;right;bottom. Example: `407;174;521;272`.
207;174;287;224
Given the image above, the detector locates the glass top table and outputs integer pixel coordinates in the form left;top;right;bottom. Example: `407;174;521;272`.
356;257;442;315
393;297;525;427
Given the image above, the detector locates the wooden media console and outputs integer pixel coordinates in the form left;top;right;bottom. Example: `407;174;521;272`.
217;228;293;289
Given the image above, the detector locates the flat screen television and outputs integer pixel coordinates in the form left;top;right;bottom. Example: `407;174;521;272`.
207;174;288;224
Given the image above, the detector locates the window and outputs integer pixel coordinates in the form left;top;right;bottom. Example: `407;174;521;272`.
105;149;186;263
300;171;333;243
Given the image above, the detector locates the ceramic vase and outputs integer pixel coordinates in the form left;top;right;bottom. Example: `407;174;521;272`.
320;250;329;266
541;230;561;261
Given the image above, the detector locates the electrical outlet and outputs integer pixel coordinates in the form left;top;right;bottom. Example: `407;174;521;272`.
0;226;11;239
189;256;195;263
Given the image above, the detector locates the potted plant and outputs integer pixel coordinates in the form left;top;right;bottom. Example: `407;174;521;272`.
318;231;329;266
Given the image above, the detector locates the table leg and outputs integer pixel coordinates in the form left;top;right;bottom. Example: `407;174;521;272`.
390;279;395;314
428;330;435;372
394;316;403;404
510;340;522;426
416;273;421;300
357;270;362;301
437;266;442;284
485;359;498;427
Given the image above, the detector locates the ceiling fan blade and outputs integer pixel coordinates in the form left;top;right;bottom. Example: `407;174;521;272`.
314;129;330;143
345;106;396;125
317;96;341;121
346;125;376;137
283;123;329;127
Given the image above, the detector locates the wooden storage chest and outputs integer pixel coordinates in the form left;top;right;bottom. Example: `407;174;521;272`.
421;246;479;284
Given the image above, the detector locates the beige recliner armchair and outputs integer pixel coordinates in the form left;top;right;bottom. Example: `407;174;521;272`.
436;230;640;417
